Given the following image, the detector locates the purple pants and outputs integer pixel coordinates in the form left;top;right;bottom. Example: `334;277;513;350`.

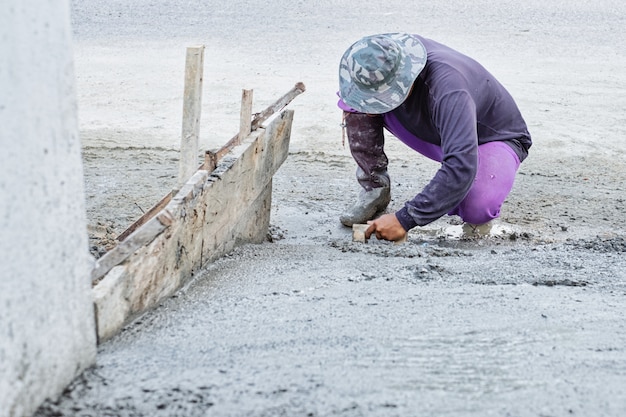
384;113;521;225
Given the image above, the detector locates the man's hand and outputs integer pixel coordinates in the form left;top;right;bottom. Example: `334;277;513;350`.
365;213;407;242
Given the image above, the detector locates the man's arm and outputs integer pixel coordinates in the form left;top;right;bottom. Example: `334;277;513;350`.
395;90;479;230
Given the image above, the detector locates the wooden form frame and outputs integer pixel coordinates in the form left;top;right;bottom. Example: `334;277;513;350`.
93;109;295;342
90;46;305;342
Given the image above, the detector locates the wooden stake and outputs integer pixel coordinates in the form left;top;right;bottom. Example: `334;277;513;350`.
177;45;205;191
238;89;253;145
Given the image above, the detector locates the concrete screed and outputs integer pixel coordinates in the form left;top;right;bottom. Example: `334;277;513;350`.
35;0;626;416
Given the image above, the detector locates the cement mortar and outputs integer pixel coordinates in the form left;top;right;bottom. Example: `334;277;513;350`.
36;151;626;416
35;241;626;416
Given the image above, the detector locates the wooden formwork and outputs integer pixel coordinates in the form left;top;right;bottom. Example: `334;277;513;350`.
90;46;305;342
92;111;292;342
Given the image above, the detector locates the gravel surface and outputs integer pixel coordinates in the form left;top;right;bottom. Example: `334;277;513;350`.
35;0;626;415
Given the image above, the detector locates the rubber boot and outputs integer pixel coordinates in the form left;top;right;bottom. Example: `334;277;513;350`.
340;112;391;226
340;185;391;227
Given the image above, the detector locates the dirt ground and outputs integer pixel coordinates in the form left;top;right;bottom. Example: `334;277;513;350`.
36;0;625;415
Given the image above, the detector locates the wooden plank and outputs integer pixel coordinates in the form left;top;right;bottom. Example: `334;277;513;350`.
92;210;174;283
116;192;171;242
177;45;204;191
238;89;253;145
251;82;305;131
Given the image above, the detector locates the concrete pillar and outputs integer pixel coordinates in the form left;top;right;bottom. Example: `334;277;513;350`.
0;1;97;416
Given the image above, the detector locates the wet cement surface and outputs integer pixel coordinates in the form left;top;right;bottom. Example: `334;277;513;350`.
36;241;626;416
36;152;626;416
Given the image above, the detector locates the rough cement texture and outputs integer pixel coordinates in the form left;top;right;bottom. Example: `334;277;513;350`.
39;152;626;416
37;0;626;415
0;1;97;416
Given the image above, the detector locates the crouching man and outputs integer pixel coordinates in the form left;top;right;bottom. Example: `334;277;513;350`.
338;33;532;241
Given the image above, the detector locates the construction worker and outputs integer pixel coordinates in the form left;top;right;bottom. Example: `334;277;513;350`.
338;33;531;241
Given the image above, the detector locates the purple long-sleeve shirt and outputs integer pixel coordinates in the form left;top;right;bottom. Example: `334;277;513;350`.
340;35;531;229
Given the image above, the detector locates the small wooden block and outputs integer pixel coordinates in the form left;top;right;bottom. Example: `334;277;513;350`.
352;224;369;243
394;234;408;245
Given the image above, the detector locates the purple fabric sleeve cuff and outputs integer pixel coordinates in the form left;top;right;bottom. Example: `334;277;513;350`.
395;207;418;231
337;93;358;113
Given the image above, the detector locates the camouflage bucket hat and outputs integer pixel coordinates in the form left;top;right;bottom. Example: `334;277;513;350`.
339;33;427;114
